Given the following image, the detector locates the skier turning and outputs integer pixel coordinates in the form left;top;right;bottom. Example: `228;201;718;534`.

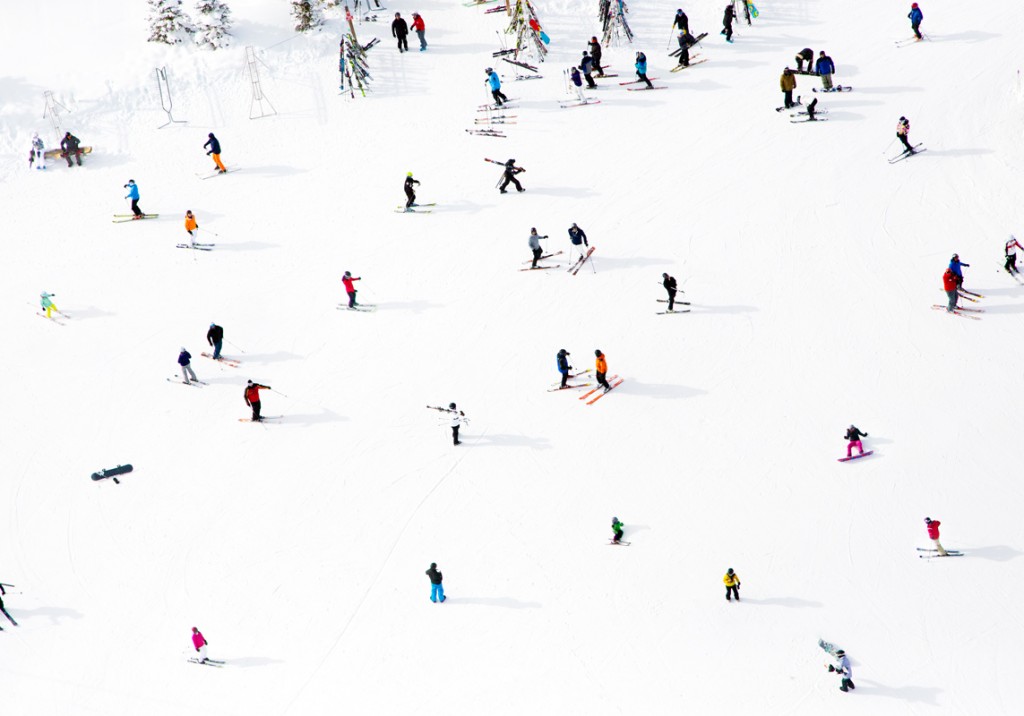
556;348;572;389
568;223;589;261
611;517;625;544
124;179;143;218
595;350;611;392
191;627;209;663
39;291;61;319
723;568;741;601
924;517;948;556
896;117;915;154
485;68;508;106
403;172;420;211
829;649;855;692
426;563;446;602
1005;235;1023;275
662;273;679;311
908;3;924;40
203;133;226;173
844;425;868;458
342;271;361;309
499;158;525;194
634;52;654;89
244;380;272;421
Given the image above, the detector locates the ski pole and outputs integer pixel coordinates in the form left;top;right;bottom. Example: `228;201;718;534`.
882;136;897;154
270;388;289;398
655;282;684;292
226;340;246;353
666;28;675;50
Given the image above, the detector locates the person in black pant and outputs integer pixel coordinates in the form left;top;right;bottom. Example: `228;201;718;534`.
588;37;604;76
61;132;83;167
722;3;736;42
673;8;689;34
0;584;17;627
662;273;679;311
244;380;271;421
795;47;814;72
528;228;548;268
207;323;224;360
499;158;525;193
580;52;597;88
896;116;914;153
677;31;691;67
557;349;571;389
404;172;420;210
447;403;465;446
392;12;409;52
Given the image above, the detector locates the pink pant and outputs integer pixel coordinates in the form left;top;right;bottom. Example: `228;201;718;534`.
847;440;863;457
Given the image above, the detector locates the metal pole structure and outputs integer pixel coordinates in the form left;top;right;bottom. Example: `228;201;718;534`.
155;67;188;129
42;91;70;143
245;46;277;119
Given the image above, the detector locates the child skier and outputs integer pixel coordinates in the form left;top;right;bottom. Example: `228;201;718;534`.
178;348;198;385
203;133;226;173
723;568;741;601
611;517;624;544
942;267;959;312
485;68;508;106
569;67;587;103
184;210;200;245
425;563;446;602
244;380;271;421
342;271;361;309
1005;235;1023;275
924;517;948;556
39;291;61;319
403;172;420;211
124;180;143;218
556;349;572;389
908;2;924;40
634;52;654;89
844;425;868;458
595;350;611;392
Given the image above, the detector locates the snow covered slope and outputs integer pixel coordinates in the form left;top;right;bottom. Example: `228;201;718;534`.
3;0;1024;713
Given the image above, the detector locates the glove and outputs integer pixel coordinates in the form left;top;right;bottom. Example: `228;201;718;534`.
828;665;835;672
206;150;212;155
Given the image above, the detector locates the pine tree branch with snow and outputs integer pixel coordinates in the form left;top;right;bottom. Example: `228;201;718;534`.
292;0;324;33
195;0;233;49
147;0;195;45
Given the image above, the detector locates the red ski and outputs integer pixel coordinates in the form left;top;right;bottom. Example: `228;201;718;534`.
587;377;624;405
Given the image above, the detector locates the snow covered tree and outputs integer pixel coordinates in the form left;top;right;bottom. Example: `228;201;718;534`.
194;0;233;49
292;0;324;33
147;0;194;45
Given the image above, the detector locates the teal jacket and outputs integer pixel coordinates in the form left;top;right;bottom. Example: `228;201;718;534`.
40;292;55;308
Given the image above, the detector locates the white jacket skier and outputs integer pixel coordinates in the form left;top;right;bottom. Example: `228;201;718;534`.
830;650;855;692
448;402;465;446
30;133;45;170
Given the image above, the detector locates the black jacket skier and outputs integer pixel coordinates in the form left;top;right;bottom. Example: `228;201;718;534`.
557;348;572;388
568;223;589;248
662;273;678;310
426;564;443;584
404;173;420;209
392;13;409;52
722;4;736;41
500;158;524;193
206;324;224;345
204;133;221;155
673;9;689;33
588;37;604;74
60;132;82;166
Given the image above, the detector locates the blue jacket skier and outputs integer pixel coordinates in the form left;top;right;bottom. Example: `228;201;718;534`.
948;254;969;289
634;52;653;89
177;348;198;384
556;348;571;388
124;179;143;218
579;52;597;88
908;3;924;39
485;68;508;106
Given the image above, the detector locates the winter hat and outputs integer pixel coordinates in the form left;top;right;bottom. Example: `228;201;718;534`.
192;627;199;632
835;649;845;657
430;562;437;569
924;517;932;523
449;402;456;409
595;349;603;356
180;346;187;352
485;67;493;73
344;270;351;277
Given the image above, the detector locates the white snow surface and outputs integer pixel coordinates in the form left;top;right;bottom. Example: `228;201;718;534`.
3;0;1024;713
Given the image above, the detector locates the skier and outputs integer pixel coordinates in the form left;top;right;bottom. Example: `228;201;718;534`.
30;132;45;170
589;37;605;76
672;9;689;34
61;131;83;167
403;172;420;211
942;267;959;312
184;210;200;246
1005;235;1023;275
595;349;611;392
207;323;224;360
342;270;361;309
568;223;589;261
499;158;525;194
794;47;814;73
410;12;426;51
425;562;446;602
924;517;948;556
844;424;868;458
485;68;508;106
815;51;835;90
392;12;409;52
829;649;855;692
662;273;679;311
0;584;17;627
447;402;464;445
723;568;741;601
244;380;271;421
569;67;587;103
178;348;198;385
896;116;914;154
191;627;209;663
39;291;61;319
124;179;143;218
611;517;625;544
780;68;797;109
722;3;735;43
580;52;597;89
556;348;572;389
634;51;654;89
908;2;924;40
949;253;969;290
528;228;548;268
676;31;691;68
204;133;226;174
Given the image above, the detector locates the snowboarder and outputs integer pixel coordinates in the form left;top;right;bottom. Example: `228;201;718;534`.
908;2;924;40
742;0;755;26
447;402;464;445
29;132;45;170
178;348;198;385
403;172;420;211
556;348;572;389
924;517;948;556
634;51;653;89
1005;235;1023;275
342;271;361;308
568;223;589;261
392;12;409;52
844;425;868;458
794;48;814;73
124;179;143;218
942;267;959;312
896;116;914;154
191;627;209;662
207;323;224;360
949;253;969;290
723;568;741;601
425;563;446;602
184;210;200;245
0;584;17;626
804;97;821;121
611;517;625;544
829;649;855;692
499;158;525;194
816;51;835;90
61;131;83;167
569;67;587;103
528;228;548;268
780;68;797;109
676;31;691;67
589;37;605;76
595;349;611;392
410;12;426;51
244;380;271;421
39;291;61;319
662;273;679;311
580;52;597;88
204;133;226;173
485;68;508;106
722;3;735;42
673;8;689;33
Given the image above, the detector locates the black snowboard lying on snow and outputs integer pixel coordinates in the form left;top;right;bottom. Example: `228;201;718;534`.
91;464;133;483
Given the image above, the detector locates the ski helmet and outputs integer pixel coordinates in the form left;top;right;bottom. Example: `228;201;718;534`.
727;568;734;575
595;349;602;356
210;322;215;327
952;254;959;260
449;402;456;409
899;116;907;121
612;517;618;522
924;517;932;523
677;8;683;12
835;649;845;657
344;270;351;277
181;347;187;352
663;272;669;278
485;67;493;73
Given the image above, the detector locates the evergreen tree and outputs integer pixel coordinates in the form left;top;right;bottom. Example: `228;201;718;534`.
292;0;324;33
195;0;233;49
147;0;194;45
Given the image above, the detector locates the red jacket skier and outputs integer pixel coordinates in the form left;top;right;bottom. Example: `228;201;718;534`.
924;517;948;556
342;271;361;309
244;380;271;422
191;627;209;662
942;268;958;312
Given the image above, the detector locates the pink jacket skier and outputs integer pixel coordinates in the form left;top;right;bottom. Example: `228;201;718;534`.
191;627;208;661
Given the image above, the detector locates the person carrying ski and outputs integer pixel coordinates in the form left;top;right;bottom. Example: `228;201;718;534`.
723;568;740;601
410;12;426;51
568;223;589;261
942;267;959;312
794;48;814;73
677;31;691;67
426;563;446;602
634;51;653;89
815;51;835;90
579;52;597;89
124;179;143;218
184;210;200;245
662;273;679;312
722;3;736;42
588;37;604;76
611;517;625;544
447;402;464;445
499;158;524;194
204;133;226;173
924;517;948;556
595;350;611;392
908;2;924;40
342;271;361;308
392;12;409;52
178;348;198;385
742;0;754;26
673;9;689;33
949;253;969;290
896;116;914;154
30;132;45;170
844;425;868;458
569;67;587;103
485;68;508;106
61;131;83;167
404;172;420;210
556;349;572;389
39;291;61;319
1005;235;1023;275
244;380;271;421
207;323;224;360
829;649;855;692
528;228;548;268
780;68;797;109
0;583;16;627
191;627;209;662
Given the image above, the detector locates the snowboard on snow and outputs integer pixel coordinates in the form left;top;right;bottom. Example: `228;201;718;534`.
837;451;873;462
91;464;133;483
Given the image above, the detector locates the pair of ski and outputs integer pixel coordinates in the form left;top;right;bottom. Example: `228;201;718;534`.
669;32;708;56
957;288;983;301
568;247;595;275
895;35;925;47
478;102;517;111
559;99;602;109
167;377;208;387
917;548;963;558
177;242;214;251
188;658;226;667
239;416;282;423
889;144;926;163
395;203;435;214
338;304;378;312
608;540;632;546
197;168;239;180
656;299;691;315
670;57;708;73
112;214;159;223
931;305;982;320
520;250;564;271
36;312;68;325
466;128;506;138
548;369;593;392
580;375;624;405
201;353;240;367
